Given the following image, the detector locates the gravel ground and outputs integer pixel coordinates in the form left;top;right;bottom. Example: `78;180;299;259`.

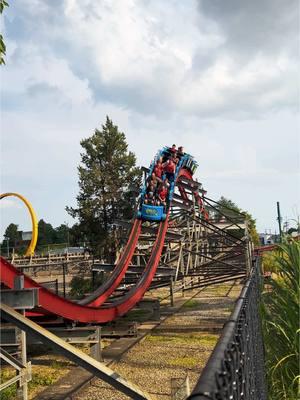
75;281;242;400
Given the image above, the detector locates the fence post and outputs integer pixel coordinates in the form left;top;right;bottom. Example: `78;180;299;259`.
62;263;66;298
171;375;190;400
170;277;174;307
90;327;102;362
14;276;28;400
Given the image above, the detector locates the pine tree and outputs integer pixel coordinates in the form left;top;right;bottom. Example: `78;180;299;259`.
3;223;20;247
54;224;70;244
67;116;141;257
37;219;56;246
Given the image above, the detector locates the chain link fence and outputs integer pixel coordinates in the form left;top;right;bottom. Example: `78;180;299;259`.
188;258;268;400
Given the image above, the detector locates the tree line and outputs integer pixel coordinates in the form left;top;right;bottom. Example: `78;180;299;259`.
1;220;75;254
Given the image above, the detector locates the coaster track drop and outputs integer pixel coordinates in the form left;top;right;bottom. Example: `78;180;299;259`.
0;147;249;323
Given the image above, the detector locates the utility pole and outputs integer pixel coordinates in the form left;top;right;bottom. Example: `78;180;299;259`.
64;221;70;250
277;201;282;242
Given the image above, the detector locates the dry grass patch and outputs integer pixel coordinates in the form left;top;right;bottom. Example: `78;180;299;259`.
0;357;74;400
146;332;218;347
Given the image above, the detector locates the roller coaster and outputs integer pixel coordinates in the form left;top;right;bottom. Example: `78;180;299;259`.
0;146;250;325
0;146;255;399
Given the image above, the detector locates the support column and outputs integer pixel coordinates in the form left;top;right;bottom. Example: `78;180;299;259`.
14;276;28;400
170;277;174;307
91;327;102;362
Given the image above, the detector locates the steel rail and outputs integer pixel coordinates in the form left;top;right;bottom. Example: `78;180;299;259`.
187;214;245;245
203;194;246;217
0;166;192;323
0;303;152;400
184;248;245;269
203;197;244;231
1;220;142;309
79;219;141;306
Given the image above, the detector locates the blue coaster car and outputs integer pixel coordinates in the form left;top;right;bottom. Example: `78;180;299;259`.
137;146;198;222
140;204;166;221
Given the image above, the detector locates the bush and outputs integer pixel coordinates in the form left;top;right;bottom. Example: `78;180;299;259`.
69;276;92;298
261;240;300;400
69;274;104;298
262;251;280;273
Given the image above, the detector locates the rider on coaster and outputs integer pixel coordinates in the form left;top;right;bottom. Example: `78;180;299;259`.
153;159;163;183
157;182;168;208
163;157;176;182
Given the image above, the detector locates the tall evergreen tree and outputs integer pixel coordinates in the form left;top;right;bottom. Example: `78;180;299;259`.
3;223;20;247
67;116;142;257
37;219;56;246
54;224;70;244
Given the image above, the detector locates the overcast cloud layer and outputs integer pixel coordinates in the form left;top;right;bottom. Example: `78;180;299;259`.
1;0;299;238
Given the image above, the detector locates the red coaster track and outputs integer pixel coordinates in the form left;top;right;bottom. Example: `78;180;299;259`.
0;166;193;323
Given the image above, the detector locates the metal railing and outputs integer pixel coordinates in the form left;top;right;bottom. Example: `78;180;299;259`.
41;279;59;295
188;258;267;400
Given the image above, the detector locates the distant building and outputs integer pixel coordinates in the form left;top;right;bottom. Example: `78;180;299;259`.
49;247;89;255
21;231;32;241
259;233;279;245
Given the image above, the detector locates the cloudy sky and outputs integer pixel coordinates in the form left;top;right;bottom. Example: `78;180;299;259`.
1;0;299;239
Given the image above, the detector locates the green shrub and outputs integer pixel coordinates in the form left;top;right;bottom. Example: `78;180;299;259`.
69;276;92;298
261;240;300;400
69;273;104;298
0;384;16;400
262;250;280;273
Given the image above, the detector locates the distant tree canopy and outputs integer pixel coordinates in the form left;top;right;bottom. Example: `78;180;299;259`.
0;0;9;65
1;220;72;254
66;116;142;258
37;219;56;246
214;196;242;221
37;220;71;248
3;223;20;247
55;224;70;244
214;196;260;245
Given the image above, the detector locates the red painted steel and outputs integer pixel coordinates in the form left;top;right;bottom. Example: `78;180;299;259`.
253;244;277;255
79;219;141;306
0;168;192;323
0;221;167;323
1;219;141;308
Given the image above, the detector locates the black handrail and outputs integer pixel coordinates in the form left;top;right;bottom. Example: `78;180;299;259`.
187;258;268;400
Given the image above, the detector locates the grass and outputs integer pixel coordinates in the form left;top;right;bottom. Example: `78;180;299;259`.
146;333;218;347
182;299;200;309
0;357;73;400
121;308;151;322
0;369;16;400
261;239;299;400
0;385;16;400
169;356;199;368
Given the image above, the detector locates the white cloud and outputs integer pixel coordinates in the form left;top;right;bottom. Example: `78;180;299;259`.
57;0;298;117
2;47;92;106
0;0;299;237
0;198;22;209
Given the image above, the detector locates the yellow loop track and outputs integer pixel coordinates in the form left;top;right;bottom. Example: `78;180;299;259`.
0;192;38;256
